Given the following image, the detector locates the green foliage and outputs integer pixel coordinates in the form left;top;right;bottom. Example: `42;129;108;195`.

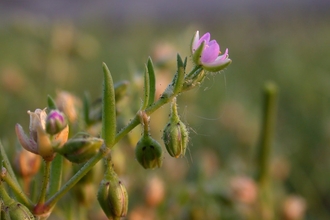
0;12;329;219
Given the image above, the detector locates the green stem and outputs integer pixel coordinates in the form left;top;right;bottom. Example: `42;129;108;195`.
186;65;201;78
256;82;278;186
48;154;63;198
0;141;20;189
0;183;14;205
44;149;106;210
139;111;150;136
40;63;192;214
255;82;278;220
114;94;173;145
37;161;52;205
1;169;33;209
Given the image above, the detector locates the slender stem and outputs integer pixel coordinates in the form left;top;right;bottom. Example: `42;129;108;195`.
48;154;63;197
0;183;13;205
1;168;34;209
0;142;20;188
37;161;52;205
40;64;188;213
186;65;201;78
114;95;173;146
140;111;150;136
256;82;278;220
44;149;106;209
256;82;278;186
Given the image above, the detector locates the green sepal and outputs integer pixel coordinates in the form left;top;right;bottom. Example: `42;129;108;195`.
54;136;103;164
47;95;57;111
202;59;232;72
172;54;186;95
6;201;35;220
192;41;205;65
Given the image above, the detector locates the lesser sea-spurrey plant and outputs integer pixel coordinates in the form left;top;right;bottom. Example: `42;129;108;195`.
0;31;231;219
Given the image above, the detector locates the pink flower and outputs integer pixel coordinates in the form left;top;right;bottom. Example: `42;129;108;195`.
191;31;231;72
15;108;69;161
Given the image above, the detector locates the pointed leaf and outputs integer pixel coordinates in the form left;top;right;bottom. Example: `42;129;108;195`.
102;63;116;149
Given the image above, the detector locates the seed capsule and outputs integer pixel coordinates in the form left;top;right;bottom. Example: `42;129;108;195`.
135;135;163;169
54;135;103;163
97;167;128;219
162;98;189;158
5;201;34;220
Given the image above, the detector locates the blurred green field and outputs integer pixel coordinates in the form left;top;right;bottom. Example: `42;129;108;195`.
0;7;330;220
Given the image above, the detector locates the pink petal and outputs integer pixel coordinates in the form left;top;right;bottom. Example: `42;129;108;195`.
196;32;210;49
201;40;220;63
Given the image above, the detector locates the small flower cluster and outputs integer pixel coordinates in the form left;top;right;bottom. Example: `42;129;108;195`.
15;109;68;161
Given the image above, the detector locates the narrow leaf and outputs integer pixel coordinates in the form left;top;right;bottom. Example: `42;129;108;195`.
147;57;156;106
141;64;150;110
102;63;116;149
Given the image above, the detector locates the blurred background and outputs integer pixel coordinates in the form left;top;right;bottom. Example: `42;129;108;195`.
0;0;330;219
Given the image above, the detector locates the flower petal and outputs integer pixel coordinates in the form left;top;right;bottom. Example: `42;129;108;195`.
191;31;200;52
15;124;38;154
197;32;210;46
201;40;220;63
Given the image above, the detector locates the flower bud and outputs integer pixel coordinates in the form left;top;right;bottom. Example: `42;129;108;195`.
56;91;80;124
135;134;163;169
45;110;67;135
5;201;34;220
14;149;42;179
15;108;55;161
55;135;103;163
97;167;128;219
162;98;189;158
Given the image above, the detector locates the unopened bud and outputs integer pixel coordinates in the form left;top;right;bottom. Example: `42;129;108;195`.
45;110;67;135
5;201;34;220
162;98;189;158
97;167;128;219
135;134;163;169
55;135;103;163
